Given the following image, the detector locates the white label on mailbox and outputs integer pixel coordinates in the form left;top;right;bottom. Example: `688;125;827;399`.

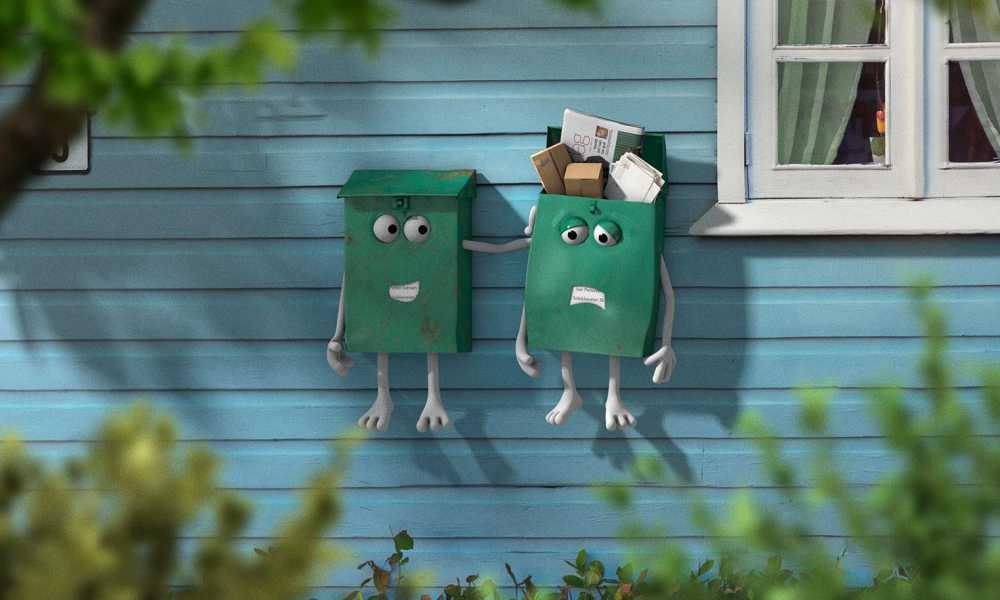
570;286;606;310
389;281;420;303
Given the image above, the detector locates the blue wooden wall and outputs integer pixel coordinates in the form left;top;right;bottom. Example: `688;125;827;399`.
3;0;999;591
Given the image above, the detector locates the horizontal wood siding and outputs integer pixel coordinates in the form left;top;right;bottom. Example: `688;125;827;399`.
0;0;993;588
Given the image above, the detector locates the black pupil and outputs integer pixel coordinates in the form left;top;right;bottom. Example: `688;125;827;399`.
387;224;398;234
567;230;577;240
599;233;608;243
418;225;428;235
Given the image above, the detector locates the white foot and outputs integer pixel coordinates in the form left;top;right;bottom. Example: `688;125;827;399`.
358;397;393;431
546;388;582;425
416;403;451;432
605;400;636;431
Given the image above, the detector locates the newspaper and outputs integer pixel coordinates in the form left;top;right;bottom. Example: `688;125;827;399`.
560;108;644;163
604;152;664;204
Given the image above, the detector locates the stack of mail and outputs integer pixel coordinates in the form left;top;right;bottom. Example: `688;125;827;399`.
603;152;664;203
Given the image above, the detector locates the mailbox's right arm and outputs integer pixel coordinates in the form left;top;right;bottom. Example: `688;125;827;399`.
326;273;353;376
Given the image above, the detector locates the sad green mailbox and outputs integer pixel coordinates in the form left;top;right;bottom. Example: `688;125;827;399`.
512;128;677;432
326;169;476;433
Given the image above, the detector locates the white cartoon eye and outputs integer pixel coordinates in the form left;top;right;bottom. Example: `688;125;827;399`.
404;215;431;243
559;217;588;245
373;214;400;243
593;221;622;247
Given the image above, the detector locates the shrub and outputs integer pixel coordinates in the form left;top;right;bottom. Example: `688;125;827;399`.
0;404;353;599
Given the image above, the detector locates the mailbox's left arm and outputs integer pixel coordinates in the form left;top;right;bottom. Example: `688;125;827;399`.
643;255;676;384
461;204;537;254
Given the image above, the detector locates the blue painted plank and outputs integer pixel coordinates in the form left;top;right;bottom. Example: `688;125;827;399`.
0;287;997;341
82;80;714;137
184;488;844;538
5;28;715;87
136;0;717;32
3;184;716;239
19;437;931;488
1;238;999;289
23;135;717;189
158;538;881;588
0;81;715;137
0;389;988;441
0;338;993;391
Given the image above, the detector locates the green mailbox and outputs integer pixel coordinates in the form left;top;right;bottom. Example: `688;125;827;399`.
338;169;475;354
524;129;667;358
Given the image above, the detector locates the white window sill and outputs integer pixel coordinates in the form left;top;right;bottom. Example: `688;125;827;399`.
689;198;1000;236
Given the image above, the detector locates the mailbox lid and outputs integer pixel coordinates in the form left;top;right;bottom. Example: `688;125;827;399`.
339;169;476;200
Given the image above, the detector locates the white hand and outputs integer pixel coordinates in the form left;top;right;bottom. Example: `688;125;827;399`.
643;345;676;384
326;338;353;377
517;349;540;378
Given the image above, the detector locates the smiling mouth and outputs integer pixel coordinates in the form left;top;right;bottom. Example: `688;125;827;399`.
389;281;420;303
570;286;606;310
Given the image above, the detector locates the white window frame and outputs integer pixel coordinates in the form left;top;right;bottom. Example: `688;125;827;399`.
926;12;1000;196
692;0;1000;235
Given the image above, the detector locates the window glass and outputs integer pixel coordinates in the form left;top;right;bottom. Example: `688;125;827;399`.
777;62;885;165
777;0;885;45
950;60;1000;163
949;1;1000;43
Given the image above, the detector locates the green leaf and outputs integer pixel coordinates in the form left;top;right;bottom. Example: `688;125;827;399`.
563;575;584;587
696;560;714;577
576;549;587;569
394;529;415;551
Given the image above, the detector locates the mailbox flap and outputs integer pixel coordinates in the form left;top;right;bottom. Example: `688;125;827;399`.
339;170;476;199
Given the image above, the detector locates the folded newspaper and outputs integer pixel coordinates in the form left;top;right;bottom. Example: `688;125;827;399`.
604;152;664;204
560;109;644;163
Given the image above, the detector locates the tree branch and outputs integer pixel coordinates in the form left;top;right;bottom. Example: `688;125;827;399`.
0;0;150;218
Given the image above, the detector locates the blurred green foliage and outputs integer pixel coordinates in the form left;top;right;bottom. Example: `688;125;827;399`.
601;282;1000;599
0;404;354;599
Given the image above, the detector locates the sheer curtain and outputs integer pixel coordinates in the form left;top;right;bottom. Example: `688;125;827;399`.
777;0;877;164
951;1;1000;158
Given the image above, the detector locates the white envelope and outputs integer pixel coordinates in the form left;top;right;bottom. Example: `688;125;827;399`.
604;152;663;203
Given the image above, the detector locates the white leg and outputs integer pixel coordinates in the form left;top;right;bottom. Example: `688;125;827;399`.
358;352;393;431
605;356;636;431
417;353;451;432
546;352;582;425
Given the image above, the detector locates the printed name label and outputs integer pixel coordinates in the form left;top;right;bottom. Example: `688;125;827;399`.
570;286;606;310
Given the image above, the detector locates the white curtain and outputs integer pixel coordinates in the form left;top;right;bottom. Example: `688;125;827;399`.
951;1;1000;157
777;0;877;164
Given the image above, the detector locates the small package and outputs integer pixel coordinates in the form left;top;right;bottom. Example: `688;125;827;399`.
604;152;664;203
560;108;645;163
530;143;573;195
564;162;605;198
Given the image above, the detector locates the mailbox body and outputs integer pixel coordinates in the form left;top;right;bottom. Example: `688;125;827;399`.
524;130;667;358
339;170;475;354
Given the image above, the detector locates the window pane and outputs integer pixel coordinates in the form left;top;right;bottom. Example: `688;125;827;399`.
777;62;885;165
778;0;885;45
949;1;1000;43
950;61;1000;163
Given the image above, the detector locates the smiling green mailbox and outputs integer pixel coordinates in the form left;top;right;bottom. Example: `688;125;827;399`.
326;169;475;433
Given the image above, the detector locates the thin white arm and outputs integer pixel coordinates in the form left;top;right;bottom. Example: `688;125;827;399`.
659;255;675;348
462;238;531;254
333;273;346;342
524;205;537;236
515;305;539;377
